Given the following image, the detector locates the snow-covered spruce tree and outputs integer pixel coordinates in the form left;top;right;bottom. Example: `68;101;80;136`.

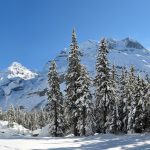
25;112;30;130
127;66;137;133
7;105;16;127
38;108;47;129
106;64;121;134
142;77;150;131
31;111;39;130
65;28;82;136
95;38;116;133
119;67;129;133
24;111;36;130
15;107;23;125
131;75;146;133
0;107;3;120
76;65;95;136
21;111;27;127
145;74;150;83
47;61;64;137
142;74;150;131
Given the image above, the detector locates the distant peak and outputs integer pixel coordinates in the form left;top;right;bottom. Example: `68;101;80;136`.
9;62;24;68
8;62;38;80
106;38;116;42
11;61;21;65
122;37;137;42
8;62;28;72
122;37;145;49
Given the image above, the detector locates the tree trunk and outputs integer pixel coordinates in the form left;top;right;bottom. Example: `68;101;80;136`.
82;106;86;135
103;91;107;134
73;117;78;136
54;101;58;137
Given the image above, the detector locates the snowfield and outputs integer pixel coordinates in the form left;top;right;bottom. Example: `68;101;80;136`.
0;121;149;150
0;134;150;150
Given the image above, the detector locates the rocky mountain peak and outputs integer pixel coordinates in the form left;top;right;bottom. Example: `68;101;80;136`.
122;37;145;49
7;62;37;80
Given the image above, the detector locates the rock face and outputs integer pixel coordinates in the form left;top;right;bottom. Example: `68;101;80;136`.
0;38;150;111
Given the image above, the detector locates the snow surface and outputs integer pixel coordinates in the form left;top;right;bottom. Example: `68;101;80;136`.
0;121;31;137
0;121;149;150
0;134;149;150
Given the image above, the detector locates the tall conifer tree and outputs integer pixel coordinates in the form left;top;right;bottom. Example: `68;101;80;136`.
127;66;137;133
65;28;82;136
95;38;115;133
7;105;16;127
47;61;64;137
76;65;95;135
106;65;120;133
119;67;128;133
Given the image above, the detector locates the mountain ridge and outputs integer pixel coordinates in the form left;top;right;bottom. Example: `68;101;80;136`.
0;37;150;111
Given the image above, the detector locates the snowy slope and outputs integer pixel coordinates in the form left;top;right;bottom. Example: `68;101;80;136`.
0;38;150;110
50;38;150;75
0;121;30;137
0;133;150;150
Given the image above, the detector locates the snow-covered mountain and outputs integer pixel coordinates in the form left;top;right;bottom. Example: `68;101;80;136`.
50;37;150;75
0;37;150;111
7;62;38;80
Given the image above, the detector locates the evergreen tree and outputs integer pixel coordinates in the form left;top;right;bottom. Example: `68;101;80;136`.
7;105;16;127
38;108;47;128
127;66;137;133
24;112;32;130
31;111;39;130
15;107;23;125
76;65;95;135
132;76;146;133
65;28;82;136
0;107;3;120
145;74;150;83
47;61;64;137
119;67;129;133
95;38;115;133
145;74;150;131
142;77;150;131
106;65;120;133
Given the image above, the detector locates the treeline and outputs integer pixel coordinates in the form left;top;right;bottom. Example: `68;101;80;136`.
0;29;150;137
46;29;150;136
0;106;48;130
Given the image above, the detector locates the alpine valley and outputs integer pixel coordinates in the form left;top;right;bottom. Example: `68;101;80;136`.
0;37;150;111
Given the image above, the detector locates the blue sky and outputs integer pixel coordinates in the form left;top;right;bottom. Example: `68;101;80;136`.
0;0;150;70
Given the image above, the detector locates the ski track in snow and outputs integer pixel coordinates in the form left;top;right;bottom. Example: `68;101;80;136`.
0;134;150;150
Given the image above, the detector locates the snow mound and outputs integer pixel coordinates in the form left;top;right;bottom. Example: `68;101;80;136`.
0;121;31;137
8;62;37;80
38;125;50;137
32;125;50;137
65;134;74;137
